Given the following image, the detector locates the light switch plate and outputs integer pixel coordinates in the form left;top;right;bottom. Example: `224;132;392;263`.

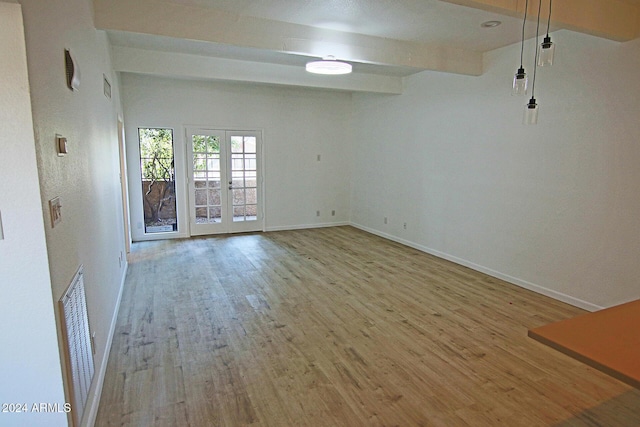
49;197;62;227
56;135;68;156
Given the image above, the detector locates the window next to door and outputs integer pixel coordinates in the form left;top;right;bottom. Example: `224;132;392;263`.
138;128;178;234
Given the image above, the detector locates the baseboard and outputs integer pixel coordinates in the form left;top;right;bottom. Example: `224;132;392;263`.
265;221;349;232
132;231;190;242
82;261;128;427
350;222;603;312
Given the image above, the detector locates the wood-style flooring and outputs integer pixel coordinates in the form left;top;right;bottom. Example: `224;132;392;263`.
95;226;640;426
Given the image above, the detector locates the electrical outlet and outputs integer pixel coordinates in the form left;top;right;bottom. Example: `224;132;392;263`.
316;210;320;217
403;222;407;229
331;210;335;216
384;217;388;224
317;154;321;161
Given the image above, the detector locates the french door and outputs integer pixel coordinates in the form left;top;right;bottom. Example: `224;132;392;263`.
187;128;263;235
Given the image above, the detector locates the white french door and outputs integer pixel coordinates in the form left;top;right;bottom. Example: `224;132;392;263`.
187;128;263;235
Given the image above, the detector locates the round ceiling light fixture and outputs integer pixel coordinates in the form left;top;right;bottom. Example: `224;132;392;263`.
305;56;352;75
481;20;502;28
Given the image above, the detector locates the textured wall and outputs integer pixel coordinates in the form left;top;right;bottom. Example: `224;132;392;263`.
18;0;128;424
121;74;353;240
0;2;67;426
351;30;640;310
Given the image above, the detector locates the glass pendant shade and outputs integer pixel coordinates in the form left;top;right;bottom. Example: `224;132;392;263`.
512;67;528;95
538;36;555;66
524;97;539;125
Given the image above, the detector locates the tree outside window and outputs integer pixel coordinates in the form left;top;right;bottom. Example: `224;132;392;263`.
139;128;177;233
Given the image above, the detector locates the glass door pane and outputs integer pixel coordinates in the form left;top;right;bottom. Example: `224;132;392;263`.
193;134;222;224
138;128;177;234
188;128;262;235
187;129;228;236
230;135;258;222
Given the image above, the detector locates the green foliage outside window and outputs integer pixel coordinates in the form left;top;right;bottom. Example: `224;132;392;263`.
139;128;176;228
140;128;174;181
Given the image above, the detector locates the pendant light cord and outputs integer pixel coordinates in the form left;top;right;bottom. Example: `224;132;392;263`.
531;0;542;98
545;0;553;37
519;0;529;68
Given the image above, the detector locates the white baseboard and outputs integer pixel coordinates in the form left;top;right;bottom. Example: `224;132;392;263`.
265;221;349;232
132;231;189;242
83;261;128;427
350;222;602;312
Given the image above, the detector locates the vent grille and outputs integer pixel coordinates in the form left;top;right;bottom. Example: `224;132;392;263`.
59;266;94;426
64;48;80;91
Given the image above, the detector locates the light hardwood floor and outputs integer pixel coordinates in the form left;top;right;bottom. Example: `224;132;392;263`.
95;226;640;426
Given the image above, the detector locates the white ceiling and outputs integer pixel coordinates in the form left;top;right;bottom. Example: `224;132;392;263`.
105;0;527;78
165;0;525;52
100;0;638;90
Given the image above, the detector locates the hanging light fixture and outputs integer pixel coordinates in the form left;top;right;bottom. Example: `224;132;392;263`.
512;0;529;95
524;0;543;125
524;97;539;125
538;0;555;66
305;55;352;75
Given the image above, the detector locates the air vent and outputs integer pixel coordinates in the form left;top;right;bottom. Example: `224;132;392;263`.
59;266;94;426
103;74;111;99
64;49;80;91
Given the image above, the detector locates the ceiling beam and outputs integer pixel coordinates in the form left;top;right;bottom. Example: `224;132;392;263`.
94;0;483;76
111;46;405;94
440;0;640;41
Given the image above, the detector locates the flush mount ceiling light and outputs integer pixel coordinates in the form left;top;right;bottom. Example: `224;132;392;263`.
305;56;352;75
481;20;502;28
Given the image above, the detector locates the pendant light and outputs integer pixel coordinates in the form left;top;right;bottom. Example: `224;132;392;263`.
524;0;543;125
538;0;555;66
512;0;529;95
524;97;539;125
305;55;352;75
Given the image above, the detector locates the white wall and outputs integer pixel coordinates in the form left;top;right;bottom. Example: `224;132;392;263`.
18;0;128;424
121;74;352;240
0;3;67;426
351;30;640;310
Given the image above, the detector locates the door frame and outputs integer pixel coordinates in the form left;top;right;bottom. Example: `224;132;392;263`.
117;118;131;254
